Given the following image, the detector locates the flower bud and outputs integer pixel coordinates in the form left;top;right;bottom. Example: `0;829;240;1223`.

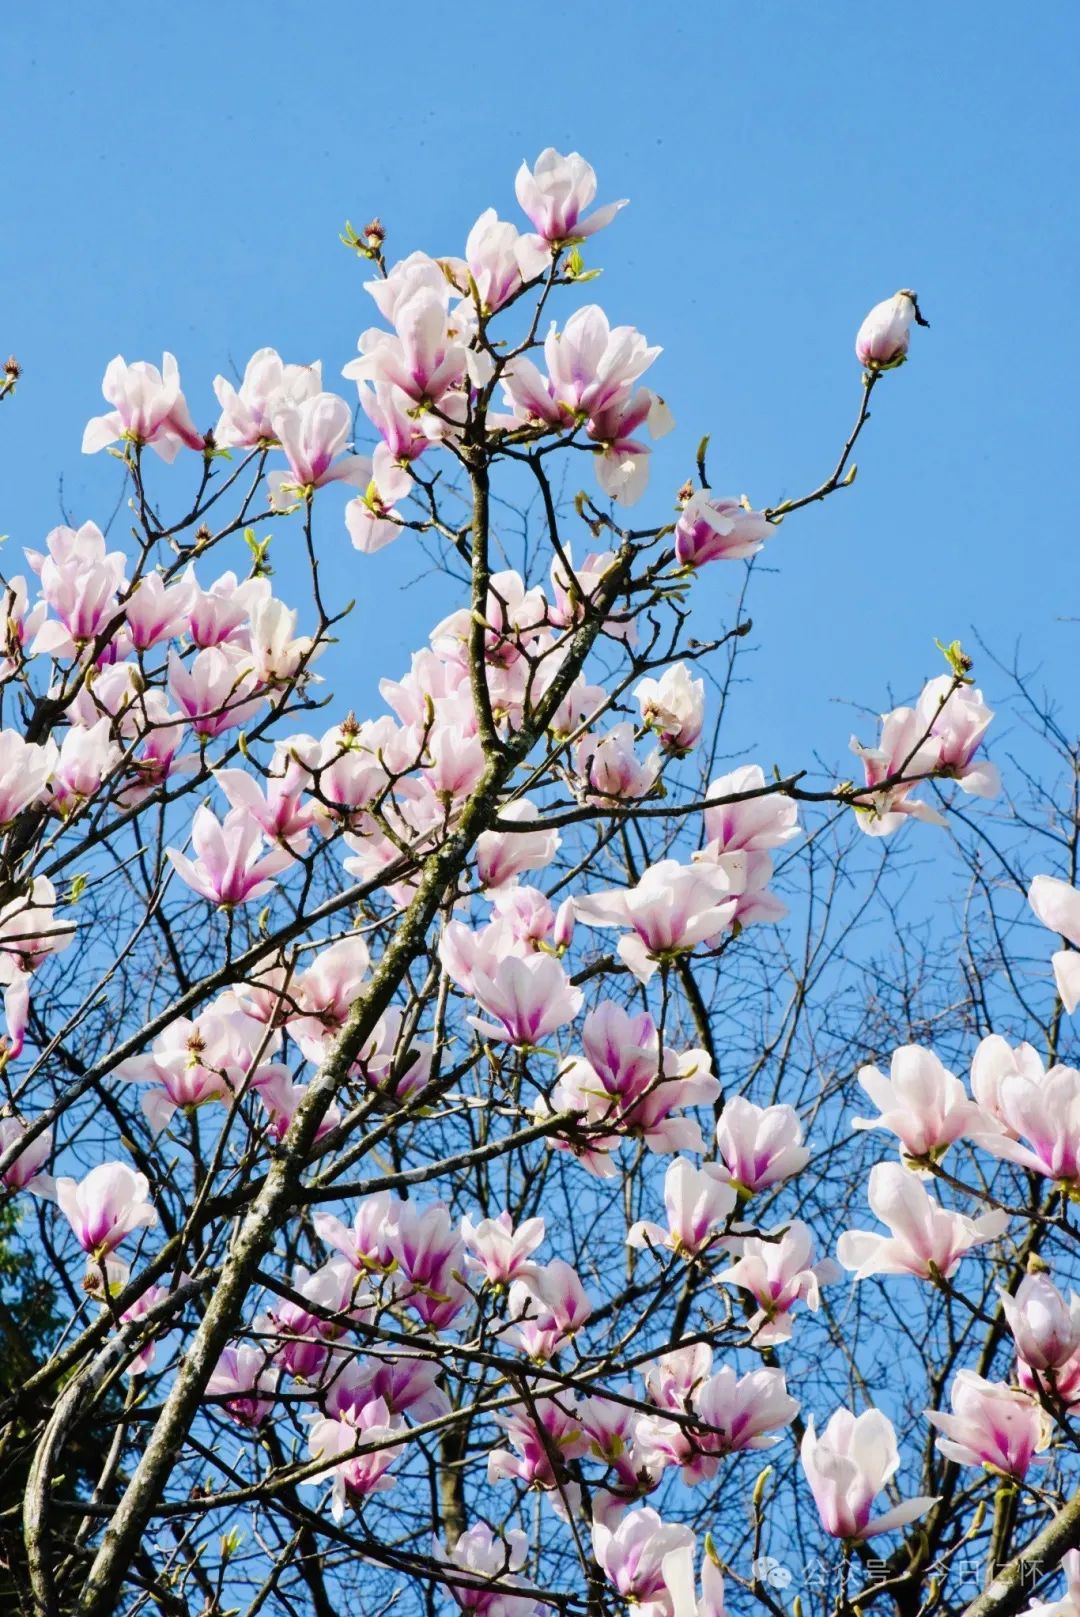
1000;1272;1080;1371
855;290;925;370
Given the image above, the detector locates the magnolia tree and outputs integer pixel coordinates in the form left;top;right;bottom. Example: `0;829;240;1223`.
0;148;1076;1617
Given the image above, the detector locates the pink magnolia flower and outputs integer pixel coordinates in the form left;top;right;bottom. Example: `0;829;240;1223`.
244;596;317;686
32;521;127;658
462;1210;545;1286
113;1009;252;1133
213;347;322;447
928;1371;1047;1478
0;731;57;824
592;1508;694;1617
1023;1550;1080;1617
1029;874;1080;1015
262;1258;367;1381
48;719;123;815
253;1067;342;1146
329;1353;449;1427
315;1190;398;1273
802;1407;938;1539
305;1396;403;1520
283;935;370;1053
715;1096;809;1196
674;494;772;569
626;1157;736;1257
456;208;550;313
344;287;468;412
700;764;800;854
850;702;945;837
469;953;583;1048
503;1258;591;1359
0;575;46;679
715;1221;839;1344
661;1545;729;1617
575;858;738;983
214;765;314;855
0;876;75;979
0;1116;54;1196
435;1522;543;1617
388;1200;468;1329
578;1390;653;1495
124;572;194;651
514;148;626;246
185;569;267;649
205;1342;279;1427
168;646;261;738
855;291;921;370
916;676;999;797
475;800;561;890
972;1061;1080;1186
82;352;205;460
588;386;673;507
544;1002;720;1168
640;1364;797;1485
55;1161;157;1257
1001;1272;1080;1373
166;804;294;907
544;305;659;420
971;1034;1046;1133
268;392;370;508
576;722;661;805
837;1161;1007;1280
488;1395;586;1494
634;663;705;753
852;1045;981;1163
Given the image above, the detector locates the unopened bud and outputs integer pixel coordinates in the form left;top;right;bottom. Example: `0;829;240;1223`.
855;290;926;371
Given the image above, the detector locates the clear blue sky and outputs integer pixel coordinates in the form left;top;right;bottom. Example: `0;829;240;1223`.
2;1;1077;778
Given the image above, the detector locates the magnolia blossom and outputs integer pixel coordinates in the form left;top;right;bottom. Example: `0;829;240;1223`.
634;663;705;752
626;1157;736;1257
1029;874;1080;1015
488;1396;586;1496
970;1033;1046;1132
82;352;205;460
475;800;560;889
802;1407;938;1539
576;722;661;804
503;1258;591;1359
638;1363;797;1484
1023;1550;1080;1617
455;208;550;312
514;147;626;245
543;1001;720;1170
1001;1272;1080;1372
592;1508;694;1617
469;953;583;1048
575;858;738;983
435;1522;543;1617
166;804;293;907
972;1061;1080;1185
714;1096;809;1196
55;1162;158;1257
268;392;370;509
700;764;800;855
388;1200;468;1328
674;494;772;569
124;572;194;651
916;676;999;797
837;1161;1007;1280
306;1396;402;1521
213;347;322;447
850;702;944;836
855;290;921;369
852;1045;980;1163
0;1116;54;1196
715;1220;839;1344
661;1545;729;1617
205;1343;280;1427
0;731;56;824
927;1371;1047;1478
461;1210;545;1286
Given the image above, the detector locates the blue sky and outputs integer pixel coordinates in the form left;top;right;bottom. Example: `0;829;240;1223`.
2;0;1077;779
